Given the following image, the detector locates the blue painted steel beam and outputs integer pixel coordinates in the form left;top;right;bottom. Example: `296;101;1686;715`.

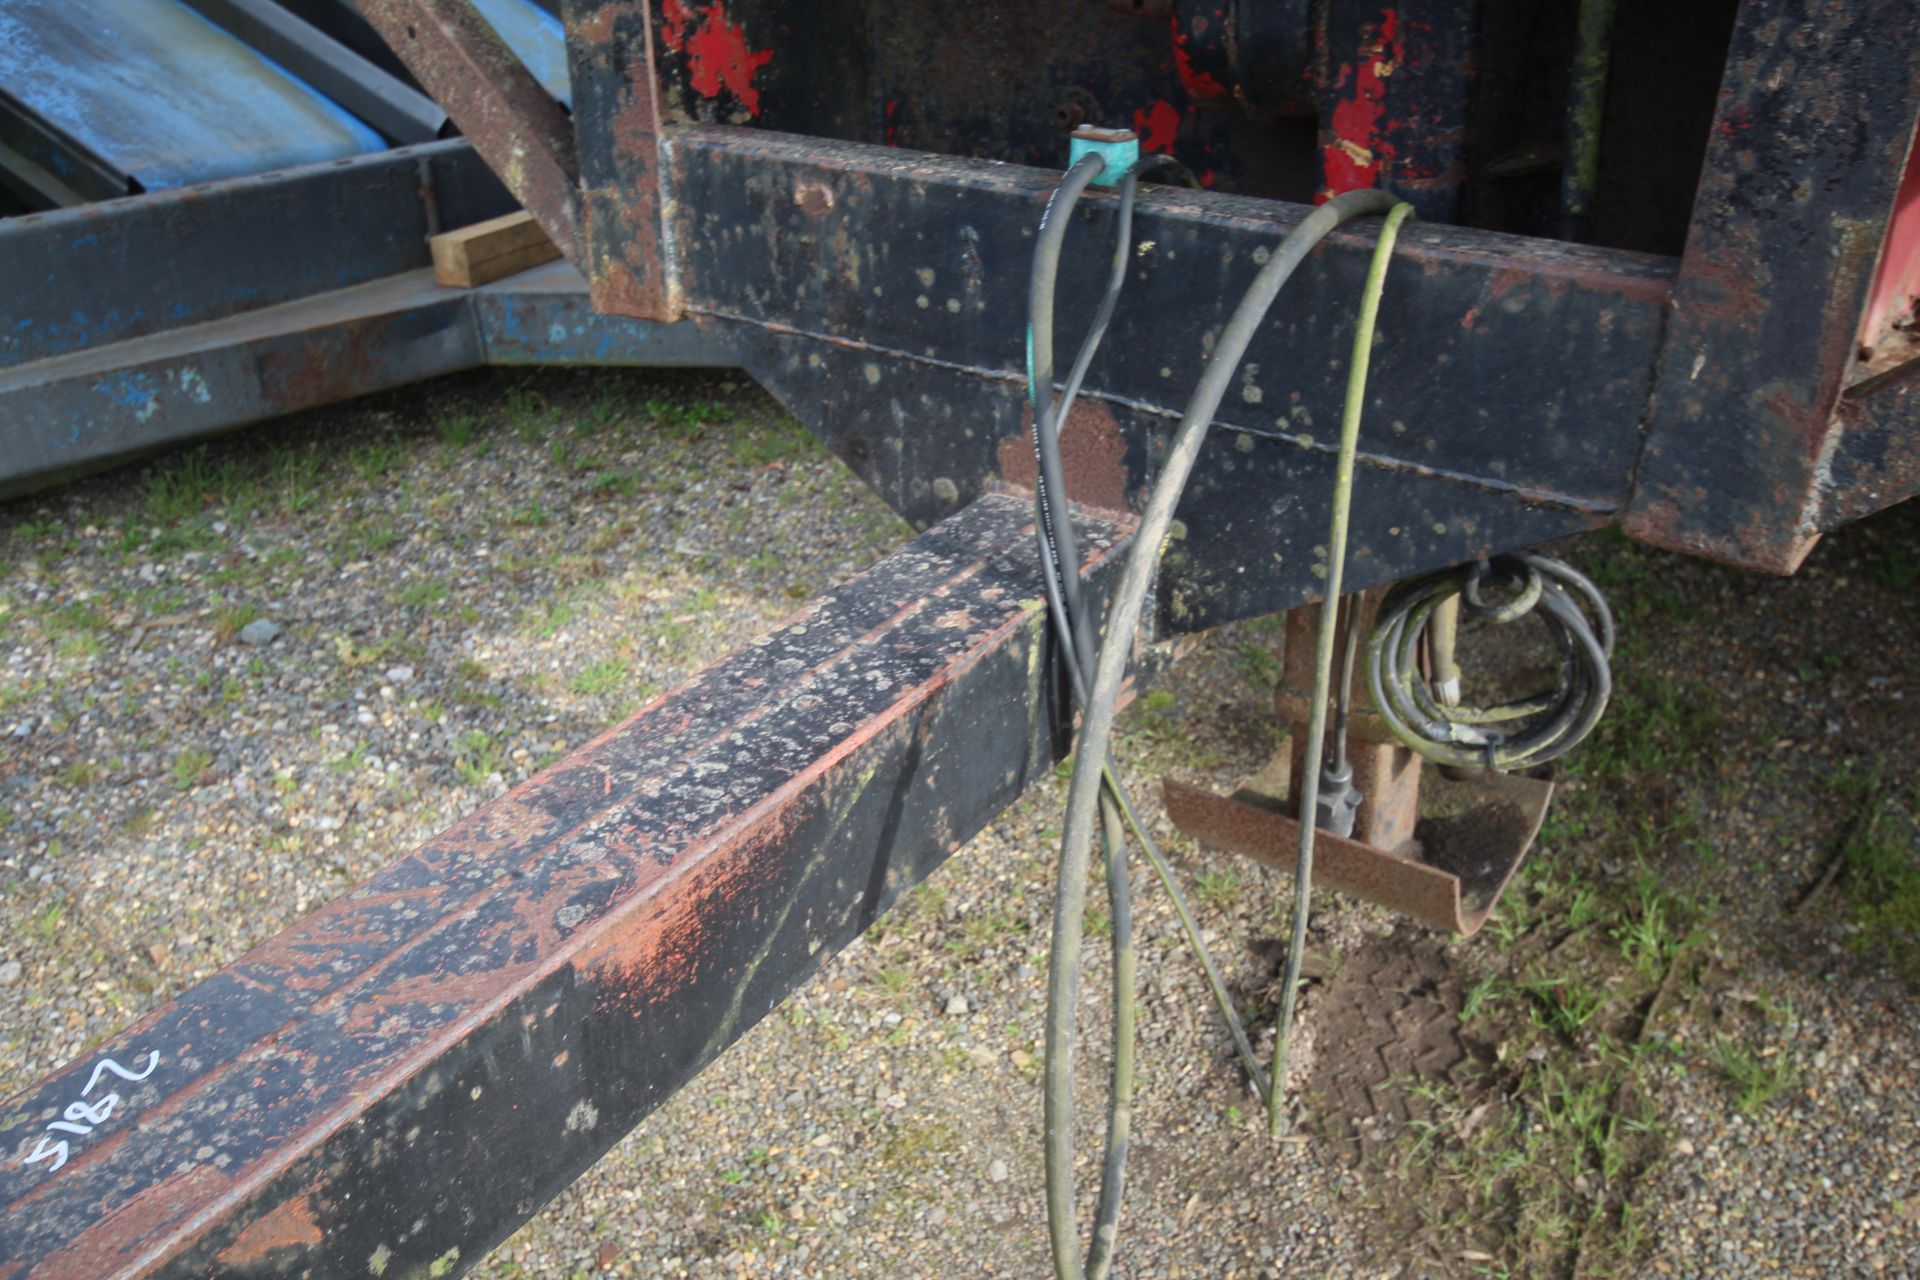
470;0;573;106
0;264;734;495
176;0;448;144
0;0;385;193
0;141;735;495
0;139;512;370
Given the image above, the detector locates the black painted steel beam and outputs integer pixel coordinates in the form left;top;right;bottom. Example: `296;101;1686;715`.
0;493;1127;1280
660;124;1676;627
1622;0;1920;571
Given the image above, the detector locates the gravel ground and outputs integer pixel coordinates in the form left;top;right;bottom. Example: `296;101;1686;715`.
2;370;1915;1279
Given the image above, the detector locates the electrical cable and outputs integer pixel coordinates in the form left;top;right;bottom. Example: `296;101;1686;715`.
1267;201;1414;1137
1310;592;1365;840
1026;153;1143;1280
1365;553;1615;770
1331;594;1361;777
1040;186;1403;1280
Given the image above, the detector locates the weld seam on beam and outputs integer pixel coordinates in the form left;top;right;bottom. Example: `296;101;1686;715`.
687;306;1619;516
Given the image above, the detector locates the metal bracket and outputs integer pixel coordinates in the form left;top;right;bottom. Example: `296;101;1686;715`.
1164;768;1552;936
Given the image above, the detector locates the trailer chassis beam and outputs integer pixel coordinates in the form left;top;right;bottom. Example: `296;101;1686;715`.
0;493;1126;1280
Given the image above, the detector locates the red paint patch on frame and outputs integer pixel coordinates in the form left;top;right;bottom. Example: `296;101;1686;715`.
1319;8;1401;201
1133;99;1181;155
659;0;774;116
1170;18;1227;100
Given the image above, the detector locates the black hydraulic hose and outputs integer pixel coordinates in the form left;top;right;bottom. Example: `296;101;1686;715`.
1052;154;1190;450
1026;152;1268;1280
1365;554;1615;770
1043;188;1398;1280
1026;152;1140;1280
1032;152;1192;674
1029;154;1268;1090
1028;154;1109;677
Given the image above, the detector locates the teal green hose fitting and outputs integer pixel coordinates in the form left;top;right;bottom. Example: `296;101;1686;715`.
1068;126;1139;187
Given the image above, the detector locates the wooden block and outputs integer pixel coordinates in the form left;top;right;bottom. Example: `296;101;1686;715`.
429;211;562;287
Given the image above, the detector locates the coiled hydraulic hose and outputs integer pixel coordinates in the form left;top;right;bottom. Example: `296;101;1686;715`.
1366;553;1615;771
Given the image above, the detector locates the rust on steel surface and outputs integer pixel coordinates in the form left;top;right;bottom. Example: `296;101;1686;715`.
1272;594;1421;852
1622;0;1920;572
998;396;1134;514
0;494;1131;1280
1163;769;1552;936
1823;364;1920;531
357;0;582;259
561;0;681;320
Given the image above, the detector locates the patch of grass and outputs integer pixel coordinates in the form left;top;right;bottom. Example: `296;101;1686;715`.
1709;1035;1800;1115
1393;1047;1665;1277
333;634;393;669
346;518;401;558
590;469;641;497
32;903;66;944
170;748;213;791
1829;767;1920;981
454;730;502;786
1084;904;1111;941
55;760;102;788
12;517;61;542
145;453;213;525
570;659;628;697
212;601;261;645
42;600;107;638
1515;974;1607;1040
530;600;576;638
725;415;819;467
397;579;451;610
502;383;549;442
1573;669;1723;783
1236;641;1281;687
265;442;325;515
951;908;1026;959
1610;868;1697;986
1193;868;1239;910
436;411;481;448
330;742;372;775
876;1115;959;1177
1566;883;1604;932
349;442;402;485
1461;974;1502;1023
643;396;726;440
875;967;912;1000
573;393;627;437
1131;688;1182;742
